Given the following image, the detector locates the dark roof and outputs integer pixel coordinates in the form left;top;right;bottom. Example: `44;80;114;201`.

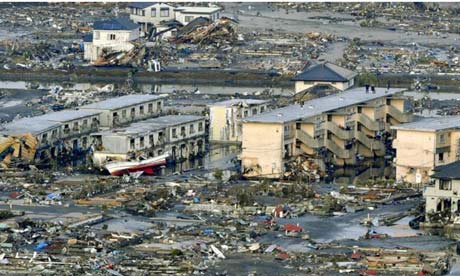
83;33;93;42
93;17;138;31
292;62;357;82
432;161;460;180
177;17;210;36
128;2;157;9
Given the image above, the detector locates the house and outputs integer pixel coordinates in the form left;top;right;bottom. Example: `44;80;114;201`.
91;115;206;165
292;62;357;93
128;2;176;33
424;161;460;222
209;99;269;143
80;94;166;128
241;87;412;178
392;116;460;186
174;6;222;25
84;17;139;62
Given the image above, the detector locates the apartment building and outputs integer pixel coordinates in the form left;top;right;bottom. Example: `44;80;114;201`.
292;62;357;93
80;94;165;128
424;161;460;220
241;87;412;178
84;17;140;62
91;115;206;166
209;99;269;143
392;116;460;185
0;110;101;160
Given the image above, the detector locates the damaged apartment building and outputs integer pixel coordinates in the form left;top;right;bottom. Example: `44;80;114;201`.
392;116;460;186
209;99;270;143
91;115;206;166
241;87;412;178
0;94;166;165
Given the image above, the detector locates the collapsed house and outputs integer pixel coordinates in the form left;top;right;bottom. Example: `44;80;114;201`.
209;99;270;143
392;116;460;186
241;87;412;178
91;115;206;166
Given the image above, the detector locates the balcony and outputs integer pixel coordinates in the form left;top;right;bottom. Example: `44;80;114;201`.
296;129;323;149
325;121;353;140
386;105;412;123
355;131;383;151
325;139;352;159
354;113;383;131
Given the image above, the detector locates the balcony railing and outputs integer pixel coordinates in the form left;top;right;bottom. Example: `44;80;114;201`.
386;105;412;123
296;129;323;148
354;113;383;131
355;131;383;151
325;121;353;140
325;139;352;159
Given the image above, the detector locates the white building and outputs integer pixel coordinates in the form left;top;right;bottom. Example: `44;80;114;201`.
174;6;222;25
84;17;140;62
128;2;176;32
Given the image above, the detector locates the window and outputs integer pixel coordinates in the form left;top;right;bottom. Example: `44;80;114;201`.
181;126;186;136
64;124;70;134
440;134;446;144
94;31;100;40
140;105;144;115
109;34;116;40
82;137;88;148
157;101;162;111
142;10;145;16
122;109;127;118
244;110;248;117
160;8;169;17
260;106;265;113
185;16;194;23
149;135;154;146
440;179;452;191
151;8;156;17
148;103;153;113
252;108;257;115
42;133;48;143
140;137;145;148
82;119;88;128
198;122;203;131
190;124;195;134
51;129;57;139
172;128;177;138
439;153;444;162
130;139;135;150
131;107;135;118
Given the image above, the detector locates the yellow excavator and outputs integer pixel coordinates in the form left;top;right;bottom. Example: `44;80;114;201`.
0;133;38;168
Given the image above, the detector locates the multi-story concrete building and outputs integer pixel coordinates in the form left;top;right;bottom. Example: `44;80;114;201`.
174;6;222;25
241;87;412;178
424;161;460;220
292;62;357;93
392;116;460;185
91;115;206;165
80;94;165;128
209;99;269;143
84;17;140;62
0;110;101;161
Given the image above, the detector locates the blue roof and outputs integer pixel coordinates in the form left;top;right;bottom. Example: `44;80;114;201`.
292;62;357;82
83;33;93;42
128;2;157;9
93;17;139;31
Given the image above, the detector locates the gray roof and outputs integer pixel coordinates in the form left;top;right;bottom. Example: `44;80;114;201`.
174;6;222;14
80;94;165;111
432;161;460;180
144;115;205;127
391;116;460;132
128;2;157;9
38;110;101;123
243;87;405;124
210;99;269;107
292;62;357;82
93;17;139;31
0;117;60;136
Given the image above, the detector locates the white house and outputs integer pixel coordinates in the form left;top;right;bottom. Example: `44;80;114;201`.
84;17;140;62
128;2;176;33
174;6;222;25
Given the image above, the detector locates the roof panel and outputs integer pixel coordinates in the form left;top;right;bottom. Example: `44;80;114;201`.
80;94;165;111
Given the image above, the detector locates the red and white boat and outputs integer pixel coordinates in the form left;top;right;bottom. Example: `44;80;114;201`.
104;153;169;176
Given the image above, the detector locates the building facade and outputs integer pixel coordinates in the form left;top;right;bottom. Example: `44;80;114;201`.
128;2;176;32
174;6;222;25
392;116;460;185
241;87;412;178
209;99;269;143
91;115;206;166
84;17;140;62
80;94;165;128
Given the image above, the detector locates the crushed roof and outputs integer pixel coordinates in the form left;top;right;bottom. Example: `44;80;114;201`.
432;161;460;179
391;116;460;131
210;99;269;107
292;62;357;82
93;17;139;31
80;94;165;111
243;87;405;124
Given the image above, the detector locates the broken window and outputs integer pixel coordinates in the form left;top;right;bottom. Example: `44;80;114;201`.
151;8;156;17
157;101;162;111
140;137;145;148
190;124;195;134
172;128;177;138
82;119;88;129
181;126;186;136
130;138;135;150
440;179;452;191
158;132;164;143
148;103;153;113
244;110;248;117
73;122;79;131
252;108;257;115
42;133;48;143
64;124;70;134
82;137;88;148
91;118;99;128
131;107;135;118
160;8;169;17
198;122;203;131
260;106;265;113
439;153;444;162
149;134;154;146
139;105;144;115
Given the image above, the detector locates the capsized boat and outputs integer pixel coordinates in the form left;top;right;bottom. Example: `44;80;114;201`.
104;153;169;176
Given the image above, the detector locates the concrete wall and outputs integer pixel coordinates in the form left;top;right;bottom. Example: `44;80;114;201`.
242;122;284;177
84;29;139;61
129;3;175;29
